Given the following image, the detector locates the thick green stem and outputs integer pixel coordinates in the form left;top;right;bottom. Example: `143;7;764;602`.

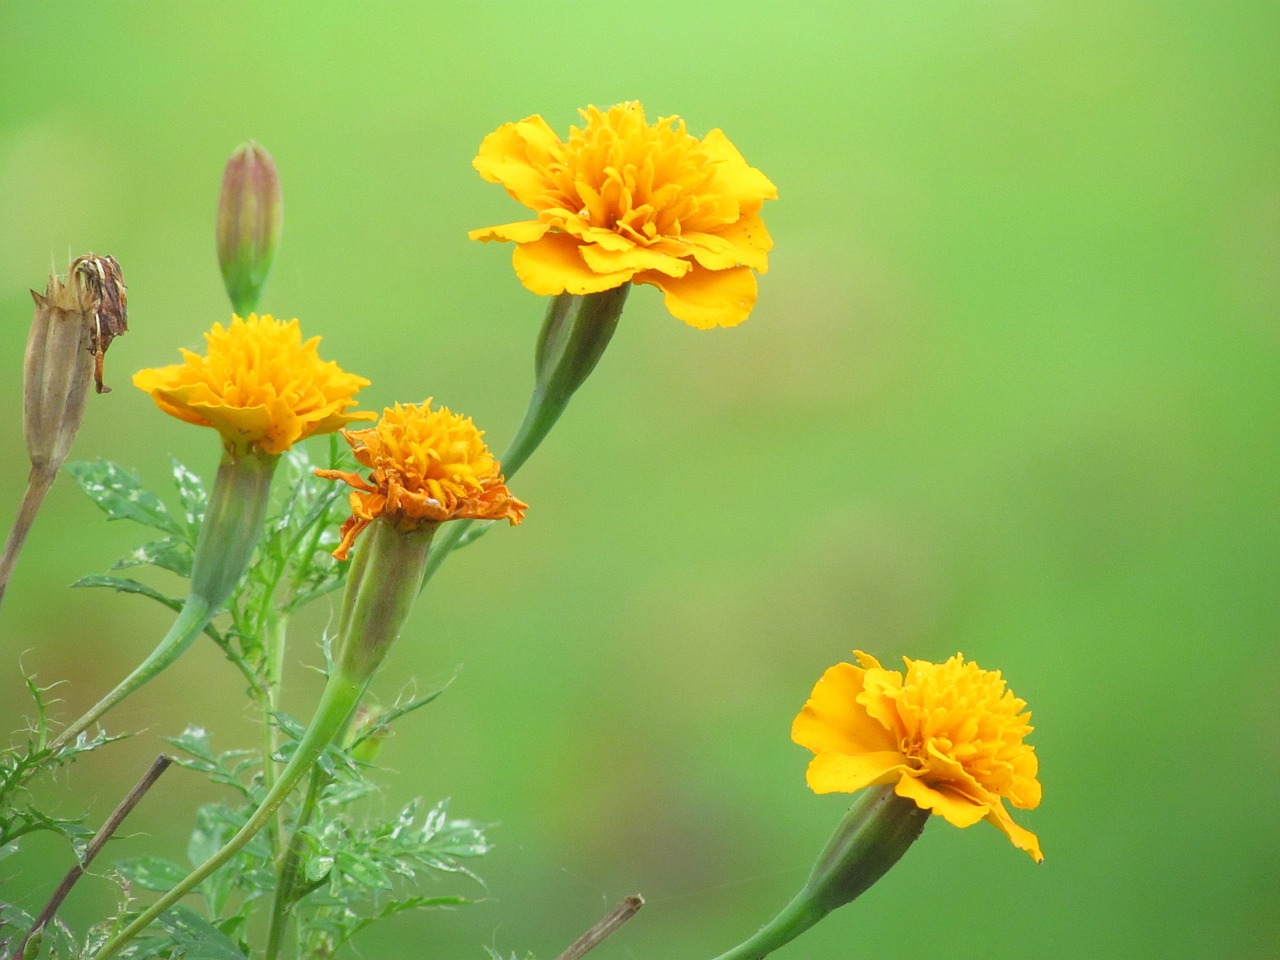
91;669;367;960
704;786;930;960
47;449;277;756
264;764;327;960
706;891;827;960
47;596;212;754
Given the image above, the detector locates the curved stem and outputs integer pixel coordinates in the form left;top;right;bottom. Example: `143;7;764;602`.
91;670;366;960
47;596;213;754
705;892;827;960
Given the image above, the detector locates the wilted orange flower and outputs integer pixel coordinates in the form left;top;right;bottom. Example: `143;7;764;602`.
469;101;777;330
133;314;372;455
317;400;527;560
793;651;1043;862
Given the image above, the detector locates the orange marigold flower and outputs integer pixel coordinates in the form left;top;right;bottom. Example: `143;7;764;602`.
317;400;527;560
469;101;777;330
133;314;372;455
792;650;1043;862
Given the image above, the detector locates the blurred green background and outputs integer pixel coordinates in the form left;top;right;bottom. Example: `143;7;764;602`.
2;2;1277;958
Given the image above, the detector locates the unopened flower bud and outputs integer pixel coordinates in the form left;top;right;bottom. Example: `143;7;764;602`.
216;141;283;315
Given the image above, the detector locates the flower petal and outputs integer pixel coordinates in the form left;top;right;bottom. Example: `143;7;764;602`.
580;241;692;279
472;115;562;209
512;233;635;296
683;214;773;273
633;264;757;329
894;775;989;828
701;128;779;214
468;220;551;244
792;661;898;756
984;802;1044;863
806;751;906;794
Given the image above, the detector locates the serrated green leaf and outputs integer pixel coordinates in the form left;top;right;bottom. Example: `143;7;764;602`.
65;460;185;536
154;905;248;960
116;856;190;892
171;458;208;532
70;575;184;612
112;536;194;578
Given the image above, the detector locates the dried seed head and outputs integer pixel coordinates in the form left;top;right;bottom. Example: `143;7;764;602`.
24;255;126;470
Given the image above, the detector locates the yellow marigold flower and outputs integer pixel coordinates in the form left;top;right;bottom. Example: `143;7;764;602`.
793;650;1043;862
133;314;372;455
317;400;527;560
468;101;777;330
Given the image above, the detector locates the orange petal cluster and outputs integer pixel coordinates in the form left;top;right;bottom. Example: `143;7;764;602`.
792;651;1043;862
317;400;527;560
469;101;777;330
133;314;372;455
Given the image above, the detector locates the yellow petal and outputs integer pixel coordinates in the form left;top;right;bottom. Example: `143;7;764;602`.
894;775;989;828
792;661;898;756
684;213;773;273
633;264;757;329
580;241;691;279
472;115;561;209
984;802;1044;862
512;233;635;296
468;220;551;244
700;128;779;212
806;751;906;794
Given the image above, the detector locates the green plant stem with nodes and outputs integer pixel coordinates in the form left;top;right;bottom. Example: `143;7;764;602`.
48;451;276;756
92;518;436;960
420;285;629;588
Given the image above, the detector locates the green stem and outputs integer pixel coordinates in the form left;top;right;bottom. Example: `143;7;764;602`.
419;286;629;588
90;668;367;960
706;892;828;960
47;596;213;754
264;763;327;960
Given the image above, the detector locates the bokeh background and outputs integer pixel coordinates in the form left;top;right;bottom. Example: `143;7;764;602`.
1;2;1277;958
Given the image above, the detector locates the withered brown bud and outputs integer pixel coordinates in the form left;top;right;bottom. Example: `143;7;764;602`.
2;255;127;608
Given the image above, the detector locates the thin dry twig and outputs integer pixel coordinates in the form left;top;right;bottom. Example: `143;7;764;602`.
12;754;173;960
553;894;645;960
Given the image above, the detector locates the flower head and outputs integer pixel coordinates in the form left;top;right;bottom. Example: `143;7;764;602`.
469;101;777;330
317;400;527;560
133;314;372;456
793;651;1043;862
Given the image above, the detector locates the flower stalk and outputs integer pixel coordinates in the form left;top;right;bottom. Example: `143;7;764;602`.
92;518;436;960
48;450;278;754
708;785;929;960
420;286;627;585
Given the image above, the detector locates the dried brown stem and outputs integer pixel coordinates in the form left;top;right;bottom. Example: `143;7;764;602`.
12;754;173;960
553;895;645;960
0;466;56;614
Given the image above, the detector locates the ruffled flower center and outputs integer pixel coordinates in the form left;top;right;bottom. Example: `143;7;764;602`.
541;102;733;242
133;314;372;455
318;400;526;559
888;655;1035;799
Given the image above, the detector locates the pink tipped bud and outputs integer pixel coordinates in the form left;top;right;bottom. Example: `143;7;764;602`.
216;141;283;315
